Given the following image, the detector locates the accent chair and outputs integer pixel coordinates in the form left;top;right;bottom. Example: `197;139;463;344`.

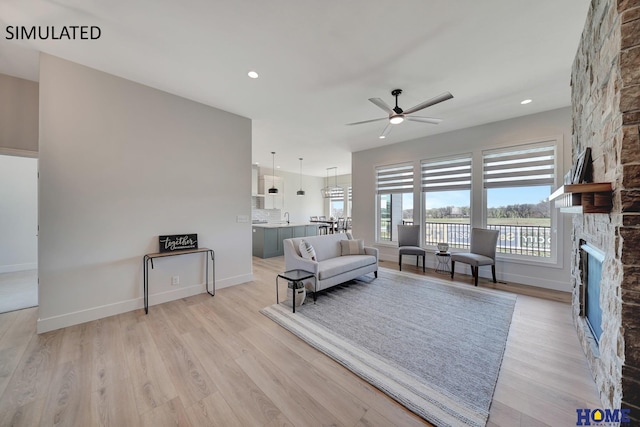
397;224;425;272
451;228;499;286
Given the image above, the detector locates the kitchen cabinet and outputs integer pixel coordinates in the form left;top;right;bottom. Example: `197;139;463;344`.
252;223;319;258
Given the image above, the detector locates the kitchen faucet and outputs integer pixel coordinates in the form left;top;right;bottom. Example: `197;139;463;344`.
284;212;290;224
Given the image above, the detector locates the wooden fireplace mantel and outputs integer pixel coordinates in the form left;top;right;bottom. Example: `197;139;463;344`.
549;182;612;214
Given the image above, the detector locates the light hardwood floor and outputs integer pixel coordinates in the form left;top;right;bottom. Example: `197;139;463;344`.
0;257;600;426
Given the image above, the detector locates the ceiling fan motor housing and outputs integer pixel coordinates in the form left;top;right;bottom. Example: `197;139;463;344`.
391;89;403;114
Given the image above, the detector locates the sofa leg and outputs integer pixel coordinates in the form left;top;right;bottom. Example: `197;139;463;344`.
473;267;479;286
399;254;402;271
422;255;425;273
492;265;497;283
374;271;378;278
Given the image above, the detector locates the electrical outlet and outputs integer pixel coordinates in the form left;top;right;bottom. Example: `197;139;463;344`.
172;275;179;286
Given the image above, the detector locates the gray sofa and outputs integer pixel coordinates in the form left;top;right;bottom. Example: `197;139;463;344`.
283;233;378;292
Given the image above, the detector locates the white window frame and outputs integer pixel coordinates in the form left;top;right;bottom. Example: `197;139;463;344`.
375;162;414;243
482;138;560;265
421;154;473;249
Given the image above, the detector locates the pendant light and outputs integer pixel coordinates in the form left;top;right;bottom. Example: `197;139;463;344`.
296;157;305;196
268;151;278;194
321;167;339;198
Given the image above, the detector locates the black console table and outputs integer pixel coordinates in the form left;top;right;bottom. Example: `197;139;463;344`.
143;248;215;314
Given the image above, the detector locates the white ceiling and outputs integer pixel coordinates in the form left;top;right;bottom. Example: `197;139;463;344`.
0;0;590;176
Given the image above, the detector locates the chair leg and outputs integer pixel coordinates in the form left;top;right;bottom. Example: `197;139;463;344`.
473;266;478;286
399;254;402;271
492;265;497;283
422;254;425;273
451;261;455;279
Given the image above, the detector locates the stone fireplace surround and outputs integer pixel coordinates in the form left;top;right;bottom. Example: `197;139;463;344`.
571;0;640;418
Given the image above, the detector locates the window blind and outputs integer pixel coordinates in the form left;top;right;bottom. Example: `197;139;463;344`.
376;163;414;194
421;156;472;192
329;187;344;200
483;144;555;188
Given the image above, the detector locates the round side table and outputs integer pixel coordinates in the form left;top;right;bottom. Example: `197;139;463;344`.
435;251;451;274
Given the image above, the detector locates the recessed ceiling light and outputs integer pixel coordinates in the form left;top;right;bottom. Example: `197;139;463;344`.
248;71;259;79
521;99;532;105
379;135;386;139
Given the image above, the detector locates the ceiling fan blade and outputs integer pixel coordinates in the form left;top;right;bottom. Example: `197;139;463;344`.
346;117;388;126
380;122;393;138
403;92;453;115
407;116;443;124
368;98;394;114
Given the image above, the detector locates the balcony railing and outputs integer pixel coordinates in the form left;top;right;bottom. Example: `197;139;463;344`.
424;222;551;257
380;220;551;257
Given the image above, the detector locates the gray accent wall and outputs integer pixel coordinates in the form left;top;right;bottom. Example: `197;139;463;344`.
352;107;573;291
37;54;252;332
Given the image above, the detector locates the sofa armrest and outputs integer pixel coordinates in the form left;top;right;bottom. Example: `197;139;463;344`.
364;246;379;261
286;256;319;275
284;239;319;274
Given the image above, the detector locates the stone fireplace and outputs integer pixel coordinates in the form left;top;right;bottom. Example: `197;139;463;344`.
571;0;640;418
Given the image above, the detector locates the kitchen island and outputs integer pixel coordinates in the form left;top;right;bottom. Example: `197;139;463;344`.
252;222;319;258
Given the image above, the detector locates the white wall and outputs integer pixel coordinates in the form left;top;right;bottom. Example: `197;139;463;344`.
0;154;38;272
352;107;573;291
38;54;252;332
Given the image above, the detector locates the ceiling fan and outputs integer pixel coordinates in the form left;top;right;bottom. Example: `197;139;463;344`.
347;89;453;138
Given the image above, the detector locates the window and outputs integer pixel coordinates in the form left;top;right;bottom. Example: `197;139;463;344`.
421;155;472;248
376;163;414;242
347;186;352;218
329;187;345;218
483;142;556;259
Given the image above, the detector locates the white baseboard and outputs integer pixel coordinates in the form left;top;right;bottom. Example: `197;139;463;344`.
36;273;254;334
0;263;37;274
216;273;253;290
379;254;569;292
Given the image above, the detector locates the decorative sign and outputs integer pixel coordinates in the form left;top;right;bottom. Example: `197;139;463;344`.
158;234;198;253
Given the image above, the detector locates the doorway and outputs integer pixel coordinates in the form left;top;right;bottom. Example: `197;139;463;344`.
0;153;38;313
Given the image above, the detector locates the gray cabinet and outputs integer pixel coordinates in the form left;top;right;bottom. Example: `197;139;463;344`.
252;224;319;258
293;226;306;238
253;227;279;258
305;225;318;236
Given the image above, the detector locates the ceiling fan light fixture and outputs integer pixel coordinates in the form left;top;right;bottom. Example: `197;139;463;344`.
389;116;404;125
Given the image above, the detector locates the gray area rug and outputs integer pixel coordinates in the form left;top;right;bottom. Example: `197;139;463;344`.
261;268;516;427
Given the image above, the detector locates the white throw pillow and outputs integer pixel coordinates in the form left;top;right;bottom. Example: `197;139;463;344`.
299;240;316;261
340;239;365;256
